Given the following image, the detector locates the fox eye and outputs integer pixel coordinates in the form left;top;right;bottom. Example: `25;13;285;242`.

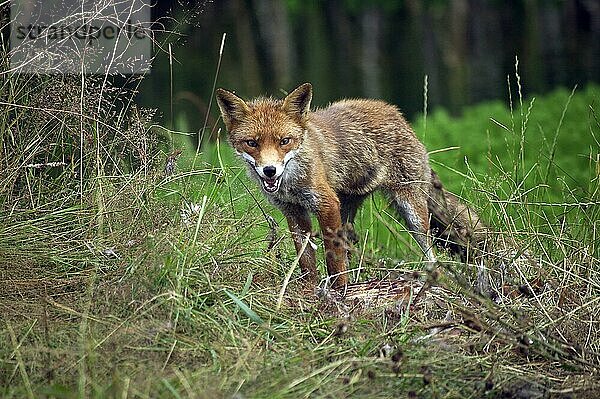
245;139;258;148
279;137;291;146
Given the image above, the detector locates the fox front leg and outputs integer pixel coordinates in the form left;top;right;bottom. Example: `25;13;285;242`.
282;205;318;284
316;189;349;288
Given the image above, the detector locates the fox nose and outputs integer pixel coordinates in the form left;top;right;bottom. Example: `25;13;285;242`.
263;166;277;178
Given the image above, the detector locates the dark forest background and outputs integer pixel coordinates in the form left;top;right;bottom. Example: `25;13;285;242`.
140;0;600;133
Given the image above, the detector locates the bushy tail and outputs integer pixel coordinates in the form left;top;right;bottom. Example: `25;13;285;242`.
427;170;545;299
427;170;488;261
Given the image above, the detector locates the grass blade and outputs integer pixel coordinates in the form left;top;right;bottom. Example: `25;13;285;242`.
225;290;264;324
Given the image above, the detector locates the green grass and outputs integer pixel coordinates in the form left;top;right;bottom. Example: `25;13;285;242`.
1;59;599;399
417;85;599;199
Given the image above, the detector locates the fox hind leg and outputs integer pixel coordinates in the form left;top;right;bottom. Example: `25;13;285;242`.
388;190;437;264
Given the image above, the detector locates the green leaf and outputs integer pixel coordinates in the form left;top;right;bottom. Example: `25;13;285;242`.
225;290;264;324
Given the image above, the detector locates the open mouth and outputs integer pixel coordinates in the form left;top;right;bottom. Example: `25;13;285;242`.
262;177;281;193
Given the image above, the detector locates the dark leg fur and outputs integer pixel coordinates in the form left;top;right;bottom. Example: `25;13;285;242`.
316;190;349;287
282;204;318;283
387;188;436;262
339;193;367;246
339;194;368;225
427;170;487;260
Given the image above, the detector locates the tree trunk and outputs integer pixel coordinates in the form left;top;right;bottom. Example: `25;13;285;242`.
231;0;262;94
361;7;382;98
253;0;294;89
445;0;469;114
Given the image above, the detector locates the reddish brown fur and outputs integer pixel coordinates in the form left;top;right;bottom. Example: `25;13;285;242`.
217;83;446;287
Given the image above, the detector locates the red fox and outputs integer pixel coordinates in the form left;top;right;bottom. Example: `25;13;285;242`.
216;83;484;287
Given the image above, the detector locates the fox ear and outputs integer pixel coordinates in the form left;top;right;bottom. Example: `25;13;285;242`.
215;88;250;131
283;83;312;120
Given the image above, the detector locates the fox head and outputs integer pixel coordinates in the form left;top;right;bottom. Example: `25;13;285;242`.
215;83;312;193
